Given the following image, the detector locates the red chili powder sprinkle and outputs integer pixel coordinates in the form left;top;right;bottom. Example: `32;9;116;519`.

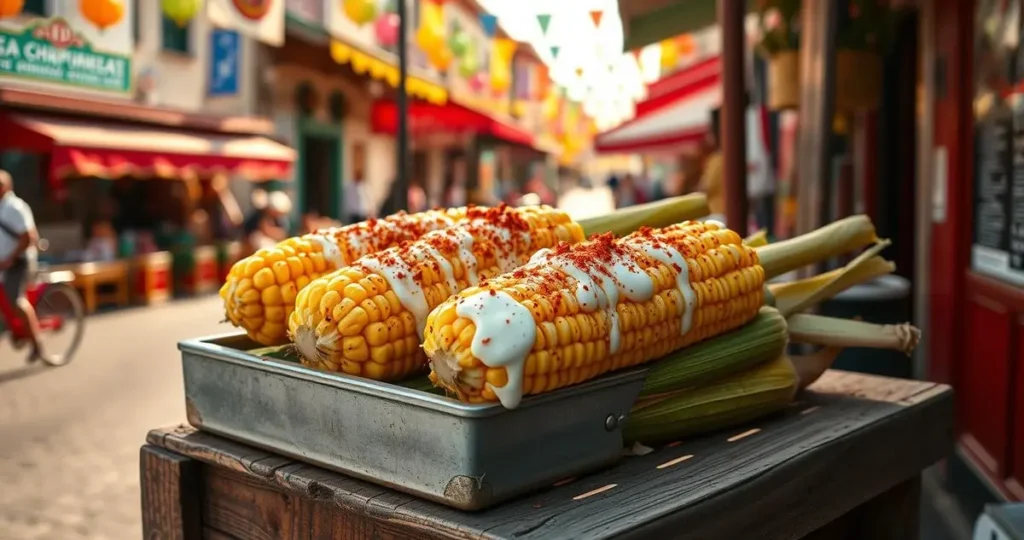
482;338;492;345
489;289;497;296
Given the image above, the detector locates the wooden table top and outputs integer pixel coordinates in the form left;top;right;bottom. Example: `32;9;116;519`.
146;370;953;540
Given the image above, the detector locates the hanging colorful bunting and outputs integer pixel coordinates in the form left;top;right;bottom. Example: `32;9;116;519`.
678;34;696;57
550;46;559;58
589;10;603;28
536;13;551;35
375;12;400;47
417;0;450;70
479;13;497;37
660;37;678;70
575;67;583;77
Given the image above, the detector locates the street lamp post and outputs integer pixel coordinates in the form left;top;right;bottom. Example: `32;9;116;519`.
395;0;410;211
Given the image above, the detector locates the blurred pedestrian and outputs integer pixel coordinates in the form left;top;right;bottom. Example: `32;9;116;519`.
343;170;372;223
242;190;289;254
0;169;42;356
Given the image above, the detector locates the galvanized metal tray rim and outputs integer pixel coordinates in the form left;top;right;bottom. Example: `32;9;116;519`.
179;332;647;419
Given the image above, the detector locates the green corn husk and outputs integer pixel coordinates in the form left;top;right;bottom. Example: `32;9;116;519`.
577;194;709;237
624;355;799;445
249;344;301;362
756;215;880;280
639;307;789;397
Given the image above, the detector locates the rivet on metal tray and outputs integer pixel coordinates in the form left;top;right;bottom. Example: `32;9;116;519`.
604;414;618;431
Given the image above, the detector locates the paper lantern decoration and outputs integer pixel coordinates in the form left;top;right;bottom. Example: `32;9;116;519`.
489;37;516;94
343;0;377;26
375;12;399;47
660;37;678;70
161;0;200;27
80;0;125;30
0;0;24;19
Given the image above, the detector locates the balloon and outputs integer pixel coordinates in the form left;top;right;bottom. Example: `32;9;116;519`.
343;0;377;26
449;31;470;57
430;46;454;71
0;0;24;19
375;12;399;47
469;72;486;92
458;43;479;78
161;0;200;28
80;0;124;30
416;2;446;58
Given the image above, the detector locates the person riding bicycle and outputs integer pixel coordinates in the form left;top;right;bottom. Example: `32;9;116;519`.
0;169;42;356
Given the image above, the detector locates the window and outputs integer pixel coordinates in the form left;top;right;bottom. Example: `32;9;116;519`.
22;0;45;16
161;16;191;55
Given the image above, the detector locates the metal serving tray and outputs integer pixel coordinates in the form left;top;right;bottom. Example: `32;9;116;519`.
179;333;645;511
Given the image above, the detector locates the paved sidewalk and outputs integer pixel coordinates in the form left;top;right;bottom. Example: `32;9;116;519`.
0;296;224;540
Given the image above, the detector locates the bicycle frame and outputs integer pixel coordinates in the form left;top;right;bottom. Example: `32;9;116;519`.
0;270;76;340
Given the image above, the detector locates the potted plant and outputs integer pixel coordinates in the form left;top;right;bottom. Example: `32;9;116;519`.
757;0;893;112
756;0;802;111
834;0;893;111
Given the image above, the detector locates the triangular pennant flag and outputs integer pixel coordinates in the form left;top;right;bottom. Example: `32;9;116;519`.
575;67;583;77
479;14;497;37
550;46;560;58
590;10;603;28
537;14;551;35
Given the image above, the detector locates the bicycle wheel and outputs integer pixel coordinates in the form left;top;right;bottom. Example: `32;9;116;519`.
33;283;85;367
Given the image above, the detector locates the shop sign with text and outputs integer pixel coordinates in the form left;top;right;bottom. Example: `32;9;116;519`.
0;18;130;92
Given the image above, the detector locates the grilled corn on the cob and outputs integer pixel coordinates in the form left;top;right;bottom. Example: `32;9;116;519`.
423;221;766;408
289;205;585;381
222;208;468;345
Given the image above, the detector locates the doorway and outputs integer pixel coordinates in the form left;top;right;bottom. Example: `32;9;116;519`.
301;134;338;219
296;117;342;222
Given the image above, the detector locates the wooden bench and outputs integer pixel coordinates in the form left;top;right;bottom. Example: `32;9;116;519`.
53;260;130;314
140;370;953;540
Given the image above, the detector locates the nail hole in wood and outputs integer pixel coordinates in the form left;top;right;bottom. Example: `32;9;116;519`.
656;454;694;470
727;428;760;442
573;484;617;500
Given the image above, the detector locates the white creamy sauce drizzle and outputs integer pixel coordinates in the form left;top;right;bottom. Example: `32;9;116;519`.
408;241;459;293
453;229;479;284
309;234;347;267
630;240;697;336
359;255;431;339
457;290;535;409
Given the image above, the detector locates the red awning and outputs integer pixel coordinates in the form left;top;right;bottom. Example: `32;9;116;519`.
370;100;535;147
0;113;295;184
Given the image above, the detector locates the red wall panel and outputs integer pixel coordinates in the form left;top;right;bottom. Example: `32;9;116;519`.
961;277;1013;476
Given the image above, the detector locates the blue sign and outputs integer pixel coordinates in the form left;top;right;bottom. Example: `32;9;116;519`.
209;29;239;96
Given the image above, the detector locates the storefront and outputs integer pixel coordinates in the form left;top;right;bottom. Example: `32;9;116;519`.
0;86;294;307
920;0;1024;513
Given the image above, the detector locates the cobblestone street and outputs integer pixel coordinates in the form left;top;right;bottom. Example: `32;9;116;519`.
0;296;225;540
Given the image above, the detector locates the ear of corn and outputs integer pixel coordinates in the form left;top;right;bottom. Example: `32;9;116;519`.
223;194;711;347
221;208;468;345
289;205;586;381
639;307;788;397
424;221;766;408
623;354;799;445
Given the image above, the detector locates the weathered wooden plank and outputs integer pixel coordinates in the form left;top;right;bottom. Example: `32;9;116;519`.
201;465;301;540
151;425;294;478
146;371;953;540
139;445;202;540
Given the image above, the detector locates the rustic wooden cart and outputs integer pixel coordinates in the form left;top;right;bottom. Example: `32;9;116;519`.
140;371;952;540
